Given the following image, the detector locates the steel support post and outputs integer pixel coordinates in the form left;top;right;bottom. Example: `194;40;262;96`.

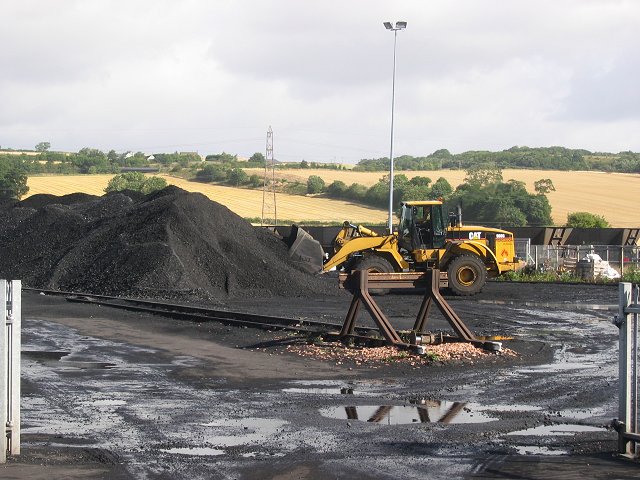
0;280;21;463
8;280;21;456
0;280;6;463
617;282;635;456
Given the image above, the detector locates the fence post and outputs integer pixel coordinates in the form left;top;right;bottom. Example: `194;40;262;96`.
8;280;21;455
0;280;21;463
618;282;632;455
0;280;6;463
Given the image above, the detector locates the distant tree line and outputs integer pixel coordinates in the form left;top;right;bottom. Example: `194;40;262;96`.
353;146;640;173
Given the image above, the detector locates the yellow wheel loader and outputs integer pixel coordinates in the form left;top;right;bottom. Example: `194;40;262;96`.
290;201;523;296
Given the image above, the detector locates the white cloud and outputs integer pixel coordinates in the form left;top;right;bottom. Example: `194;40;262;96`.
1;0;639;160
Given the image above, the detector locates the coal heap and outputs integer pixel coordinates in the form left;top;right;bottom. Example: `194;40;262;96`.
0;186;337;301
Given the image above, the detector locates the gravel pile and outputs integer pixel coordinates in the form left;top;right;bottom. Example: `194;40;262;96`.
284;342;516;367
0;186;337;302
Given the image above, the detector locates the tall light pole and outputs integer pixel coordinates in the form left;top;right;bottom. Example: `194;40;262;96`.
383;21;406;233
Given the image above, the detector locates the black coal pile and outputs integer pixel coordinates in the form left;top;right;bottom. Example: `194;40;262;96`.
0;186;338;302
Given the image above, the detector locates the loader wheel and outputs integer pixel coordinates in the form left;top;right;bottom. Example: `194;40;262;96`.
352;256;394;295
447;255;487;296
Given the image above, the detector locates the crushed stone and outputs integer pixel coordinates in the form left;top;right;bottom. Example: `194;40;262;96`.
284;342;517;367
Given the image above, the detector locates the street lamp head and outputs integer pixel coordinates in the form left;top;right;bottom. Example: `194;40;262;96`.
383;21;393;30
395;21;407;30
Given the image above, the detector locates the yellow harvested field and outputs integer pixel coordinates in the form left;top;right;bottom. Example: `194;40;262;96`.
25;169;640;226
25;175;387;224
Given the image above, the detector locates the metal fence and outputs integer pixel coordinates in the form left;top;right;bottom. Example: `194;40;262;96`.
0;280;21;463
615;282;640;458
515;240;640;275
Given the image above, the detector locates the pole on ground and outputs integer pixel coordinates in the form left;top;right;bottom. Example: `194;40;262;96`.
0;280;21;463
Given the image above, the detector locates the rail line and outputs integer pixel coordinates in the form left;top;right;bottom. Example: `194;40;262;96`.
25;288;378;338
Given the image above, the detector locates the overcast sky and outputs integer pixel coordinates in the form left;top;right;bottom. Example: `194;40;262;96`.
1;0;639;163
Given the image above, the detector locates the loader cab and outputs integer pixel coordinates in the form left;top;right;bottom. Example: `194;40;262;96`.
398;201;446;252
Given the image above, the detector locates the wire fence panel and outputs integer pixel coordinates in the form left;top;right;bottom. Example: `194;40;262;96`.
525;245;640;275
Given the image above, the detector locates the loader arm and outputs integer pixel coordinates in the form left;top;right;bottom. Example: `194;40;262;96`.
323;234;405;272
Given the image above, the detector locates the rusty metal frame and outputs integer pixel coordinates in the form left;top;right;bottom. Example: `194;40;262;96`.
339;269;482;348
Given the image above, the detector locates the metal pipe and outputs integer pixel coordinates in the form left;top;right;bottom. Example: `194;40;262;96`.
384;21;406;233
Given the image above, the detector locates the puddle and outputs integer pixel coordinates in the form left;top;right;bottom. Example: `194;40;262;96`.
283;380;398;397
320;401;497;424
161;447;224;456
22;350;116;369
476;335;514;341
507;424;606;436
478;300;616;311
555;407;606;420
200;418;288;447
81;399;127;407
58;361;118;370
517;362;596;373
283;386;355;395
514;445;568;456
22;350;70;361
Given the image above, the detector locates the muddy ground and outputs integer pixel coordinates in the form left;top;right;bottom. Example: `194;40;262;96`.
2;281;639;479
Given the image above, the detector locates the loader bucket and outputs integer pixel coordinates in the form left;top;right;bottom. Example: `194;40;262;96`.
286;225;325;274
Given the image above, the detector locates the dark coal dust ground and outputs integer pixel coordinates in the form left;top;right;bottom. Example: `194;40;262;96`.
2;281;638;479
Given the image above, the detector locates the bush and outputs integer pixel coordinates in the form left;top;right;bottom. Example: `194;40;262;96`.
307;175;325;194
566;212;610;228
249;174;262;188
105;172;167;194
226;168;248;186
0;160;29;199
196;164;227;182
326;180;348;198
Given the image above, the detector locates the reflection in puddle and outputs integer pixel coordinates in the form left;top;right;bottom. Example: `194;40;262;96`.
507;424;606;436
321;401;496;425
283;380;397;397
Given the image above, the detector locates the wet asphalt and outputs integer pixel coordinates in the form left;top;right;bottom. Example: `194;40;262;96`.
4;283;639;479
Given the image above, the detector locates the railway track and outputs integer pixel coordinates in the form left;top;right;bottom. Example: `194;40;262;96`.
25;288;379;338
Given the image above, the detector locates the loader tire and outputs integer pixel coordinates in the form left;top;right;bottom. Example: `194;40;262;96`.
447;255;487;296
352;256;394;295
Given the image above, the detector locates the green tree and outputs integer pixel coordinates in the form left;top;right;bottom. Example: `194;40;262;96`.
0;161;29;199
566;212;610;228
409;176;431;187
196;164;227;182
248;152;266;165
249;174;262;188
35;141;51;152
104;172;167;194
430;177;453;199
326;180;348;197
534;178;555;195
464;163;503;188
346;183;367;201
306;175;325;194
300;160;309;169
226;168;248;186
